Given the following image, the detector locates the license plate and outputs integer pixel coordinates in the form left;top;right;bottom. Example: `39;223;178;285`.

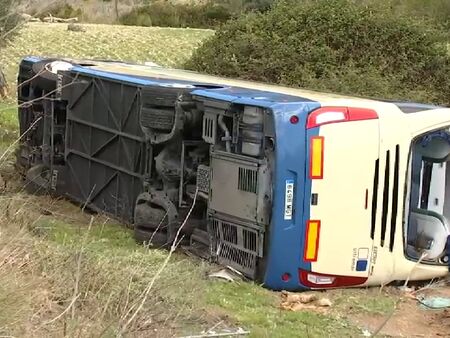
284;179;294;220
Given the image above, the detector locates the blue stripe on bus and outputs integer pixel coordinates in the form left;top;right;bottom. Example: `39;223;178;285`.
262;102;321;291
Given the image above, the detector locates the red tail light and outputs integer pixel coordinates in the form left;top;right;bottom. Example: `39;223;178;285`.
307;106;378;129
299;269;367;288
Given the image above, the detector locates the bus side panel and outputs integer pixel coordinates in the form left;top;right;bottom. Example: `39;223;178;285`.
370;106;416;284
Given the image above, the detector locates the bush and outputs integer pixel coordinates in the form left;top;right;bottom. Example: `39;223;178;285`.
0;0;20;46
120;2;230;29
120;0;274;29
186;0;450;106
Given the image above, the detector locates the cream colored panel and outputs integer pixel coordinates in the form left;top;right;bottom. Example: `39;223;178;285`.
309;119;379;277
368;107;450;285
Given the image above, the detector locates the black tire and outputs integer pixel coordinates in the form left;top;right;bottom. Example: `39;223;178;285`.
134;226;168;247
31;59;60;92
134;203;166;229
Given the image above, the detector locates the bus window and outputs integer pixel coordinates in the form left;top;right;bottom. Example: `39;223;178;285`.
406;129;450;264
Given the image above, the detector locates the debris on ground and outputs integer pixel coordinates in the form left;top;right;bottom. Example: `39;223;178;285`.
208;267;244;282
180;327;249;338
361;329;371;337
44;15;78;23
397;285;414;293
280;291;332;312
317;297;332;307
417;296;450;310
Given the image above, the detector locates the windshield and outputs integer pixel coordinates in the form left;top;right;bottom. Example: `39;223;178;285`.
406;129;450;264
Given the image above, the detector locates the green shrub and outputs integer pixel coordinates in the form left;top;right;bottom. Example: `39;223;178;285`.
243;0;273;12
186;0;450;106
119;0;274;29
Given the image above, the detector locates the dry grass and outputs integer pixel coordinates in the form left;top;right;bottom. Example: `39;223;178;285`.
0;22;213;95
0;188;214;337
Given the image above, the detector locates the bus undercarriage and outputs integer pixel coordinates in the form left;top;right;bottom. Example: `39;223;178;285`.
16;58;274;280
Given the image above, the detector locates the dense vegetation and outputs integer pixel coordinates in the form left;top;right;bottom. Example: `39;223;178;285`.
120;0;273;28
186;0;450;106
28;0;450;32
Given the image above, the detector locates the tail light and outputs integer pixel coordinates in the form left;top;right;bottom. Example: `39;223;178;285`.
299;269;367;288
307;106;378;129
304;220;320;262
309;136;324;179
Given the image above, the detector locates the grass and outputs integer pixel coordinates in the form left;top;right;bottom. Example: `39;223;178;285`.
0;196;213;337
0;102;17;143
207;282;360;337
0;193;367;337
0;22;214;96
0;22;401;337
330;288;396;315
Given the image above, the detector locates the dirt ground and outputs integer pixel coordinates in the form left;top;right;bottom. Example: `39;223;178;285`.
345;285;450;337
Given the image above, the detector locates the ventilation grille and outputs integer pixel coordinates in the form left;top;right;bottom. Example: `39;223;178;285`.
389;145;400;252
381;150;391;247
371;146;400;251
208;217;262;278
202;113;216;144
196;165;210;193
238;167;258;194
370;159;379;240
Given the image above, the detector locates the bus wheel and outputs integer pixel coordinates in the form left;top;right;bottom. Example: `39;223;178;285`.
134;226;168;247
134;197;170;246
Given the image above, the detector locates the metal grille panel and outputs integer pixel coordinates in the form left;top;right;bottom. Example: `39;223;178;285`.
209;217;262;278
202;113;216;144
238;167;258;194
196;165;210;193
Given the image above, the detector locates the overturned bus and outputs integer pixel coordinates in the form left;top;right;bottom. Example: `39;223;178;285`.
15;56;450;290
